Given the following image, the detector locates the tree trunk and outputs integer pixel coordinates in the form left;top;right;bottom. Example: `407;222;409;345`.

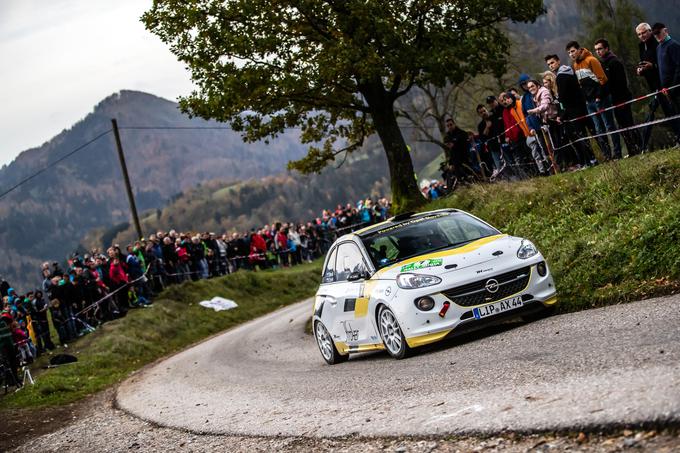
361;81;426;214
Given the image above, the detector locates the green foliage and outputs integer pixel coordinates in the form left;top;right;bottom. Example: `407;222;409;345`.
143;0;545;211
429;150;680;310
2;262;321;409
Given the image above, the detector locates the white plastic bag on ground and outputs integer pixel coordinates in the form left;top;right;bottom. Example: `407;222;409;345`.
199;296;238;311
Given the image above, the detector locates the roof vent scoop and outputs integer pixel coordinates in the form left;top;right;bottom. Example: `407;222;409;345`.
390;212;416;222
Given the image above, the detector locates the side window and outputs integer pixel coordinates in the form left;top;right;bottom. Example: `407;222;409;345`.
369;236;400;265
322;248;338;283
335;243;367;282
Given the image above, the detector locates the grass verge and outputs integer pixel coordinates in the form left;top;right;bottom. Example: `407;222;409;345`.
428;149;680;311
1;262;321;409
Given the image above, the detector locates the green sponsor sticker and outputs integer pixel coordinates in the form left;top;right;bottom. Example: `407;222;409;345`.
400;258;443;272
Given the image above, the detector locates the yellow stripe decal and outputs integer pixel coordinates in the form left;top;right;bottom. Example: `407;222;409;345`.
334;341;350;355
405;329;453;348
355;297;369;318
543;296;558;305
375;234;507;277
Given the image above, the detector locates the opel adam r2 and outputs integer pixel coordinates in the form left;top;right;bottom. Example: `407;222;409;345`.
313;209;557;364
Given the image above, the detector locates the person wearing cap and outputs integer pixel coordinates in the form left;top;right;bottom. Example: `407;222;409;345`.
652;23;680;122
636;22;680;149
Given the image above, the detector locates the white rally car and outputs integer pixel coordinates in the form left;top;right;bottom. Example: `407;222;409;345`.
313;209;557;364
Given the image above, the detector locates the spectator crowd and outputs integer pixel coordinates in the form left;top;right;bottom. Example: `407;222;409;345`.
0;198;390;388
428;22;680;199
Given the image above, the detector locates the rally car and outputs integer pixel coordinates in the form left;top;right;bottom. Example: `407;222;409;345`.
313;209;557;364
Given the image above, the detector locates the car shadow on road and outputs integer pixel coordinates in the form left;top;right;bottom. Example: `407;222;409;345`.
347;319;532;364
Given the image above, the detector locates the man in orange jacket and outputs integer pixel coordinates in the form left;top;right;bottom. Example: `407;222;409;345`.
567;40;621;160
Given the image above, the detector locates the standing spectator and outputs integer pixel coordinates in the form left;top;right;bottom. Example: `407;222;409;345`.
594;38;643;156
652;23;680;128
249;230;267;269
518;74;550;175
475;105;500;176
162;236;179;283
108;249;129;316
276;228;289;267
485;95;507;176
288;226;302;265
566;40;621;159
31;290;55;353
0;311;20;385
526;79;559;174
636;22;680;148
49;298;69;346
498;92;526;177
189;236;209;279
442;117;473;187
545;54;597;168
216;234;229;275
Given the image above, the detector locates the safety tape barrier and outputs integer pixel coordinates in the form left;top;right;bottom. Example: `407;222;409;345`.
547;112;680;152
562;83;680;124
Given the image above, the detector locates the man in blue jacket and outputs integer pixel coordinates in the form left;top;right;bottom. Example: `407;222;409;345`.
653;24;680;122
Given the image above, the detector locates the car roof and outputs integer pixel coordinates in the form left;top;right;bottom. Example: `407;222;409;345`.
354;208;459;238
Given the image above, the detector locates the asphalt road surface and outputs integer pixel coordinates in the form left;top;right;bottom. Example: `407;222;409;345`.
117;294;680;437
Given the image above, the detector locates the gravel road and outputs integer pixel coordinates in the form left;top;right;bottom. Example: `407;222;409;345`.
113;294;680;437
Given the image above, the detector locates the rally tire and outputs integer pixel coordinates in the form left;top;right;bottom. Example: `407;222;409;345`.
314;321;348;365
377;306;411;359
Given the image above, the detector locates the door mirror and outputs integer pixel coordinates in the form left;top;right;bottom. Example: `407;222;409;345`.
347;271;367;282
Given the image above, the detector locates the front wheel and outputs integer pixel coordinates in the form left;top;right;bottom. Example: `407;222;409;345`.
314;321;348;365
378;306;411;359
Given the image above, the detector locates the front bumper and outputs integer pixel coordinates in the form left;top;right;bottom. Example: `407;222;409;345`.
394;261;557;348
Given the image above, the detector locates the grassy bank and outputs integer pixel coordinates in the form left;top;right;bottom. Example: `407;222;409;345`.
2;262;321;409
429;149;680;310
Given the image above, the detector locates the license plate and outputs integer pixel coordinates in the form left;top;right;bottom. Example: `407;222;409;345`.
473;296;523;319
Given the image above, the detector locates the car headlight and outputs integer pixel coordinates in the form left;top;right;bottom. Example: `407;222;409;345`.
397;273;442;289
517;240;538;259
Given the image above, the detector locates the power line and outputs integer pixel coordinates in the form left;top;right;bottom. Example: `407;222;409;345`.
0;122;428;201
0;129;112;201
119;126;234;130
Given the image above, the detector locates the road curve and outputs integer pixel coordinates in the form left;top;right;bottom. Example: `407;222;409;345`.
116;294;680;437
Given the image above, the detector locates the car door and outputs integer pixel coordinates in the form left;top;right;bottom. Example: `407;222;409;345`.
331;241;372;346
316;246;348;344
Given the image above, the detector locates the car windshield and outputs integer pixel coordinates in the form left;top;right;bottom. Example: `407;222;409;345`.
361;212;500;270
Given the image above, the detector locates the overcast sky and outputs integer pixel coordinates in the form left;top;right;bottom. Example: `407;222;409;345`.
0;0;194;166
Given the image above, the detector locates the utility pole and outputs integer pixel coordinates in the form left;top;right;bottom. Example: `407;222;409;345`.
111;118;143;240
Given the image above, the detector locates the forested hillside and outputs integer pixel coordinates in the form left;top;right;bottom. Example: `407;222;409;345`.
99;140;440;246
0;91;307;290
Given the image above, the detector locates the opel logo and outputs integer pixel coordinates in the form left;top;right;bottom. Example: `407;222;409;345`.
485;279;499;293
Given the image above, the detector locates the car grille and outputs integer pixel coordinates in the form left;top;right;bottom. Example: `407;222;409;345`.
441;266;531;307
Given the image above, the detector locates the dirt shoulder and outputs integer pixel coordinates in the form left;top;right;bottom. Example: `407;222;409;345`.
6;387;680;452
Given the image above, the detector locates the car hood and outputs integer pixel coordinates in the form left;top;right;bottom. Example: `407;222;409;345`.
372;234;529;280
